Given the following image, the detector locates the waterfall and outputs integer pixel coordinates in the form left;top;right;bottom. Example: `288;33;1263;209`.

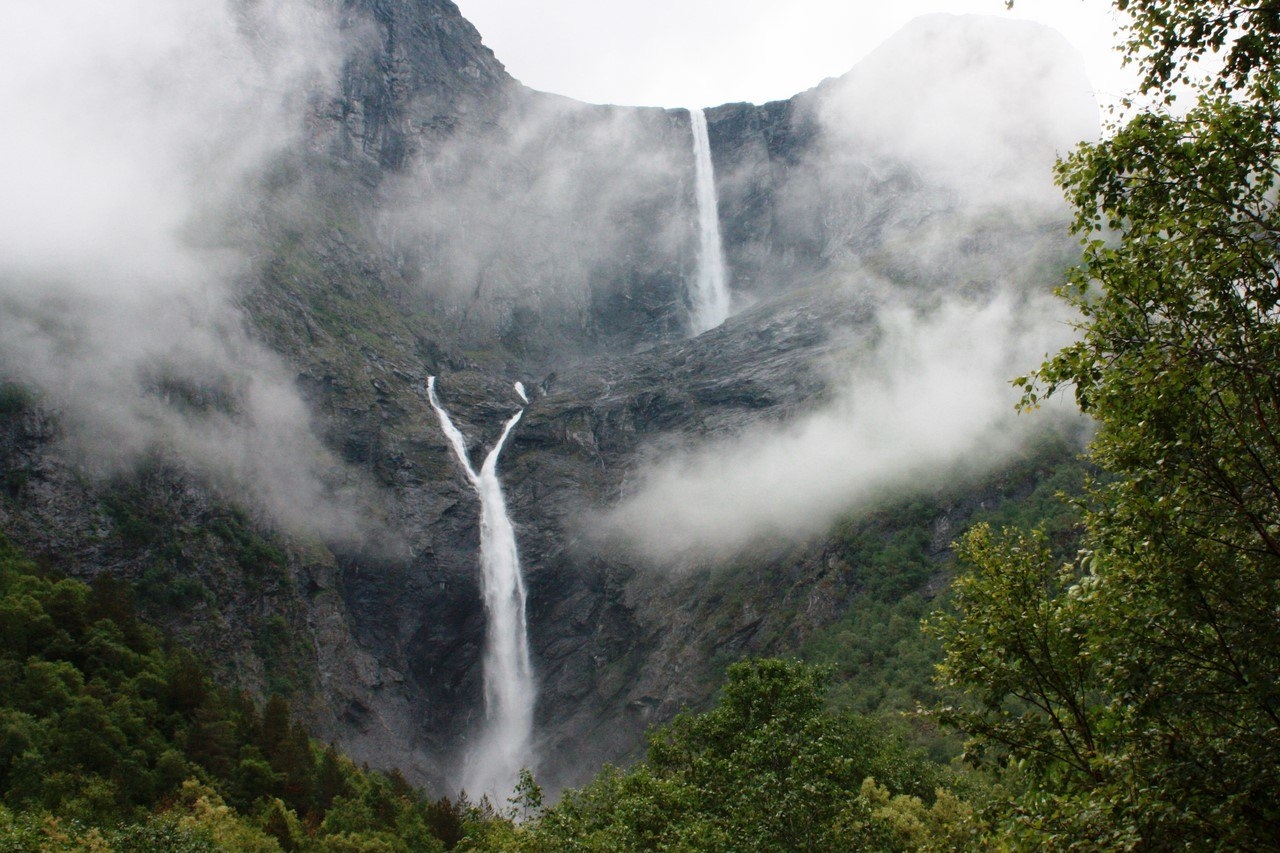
427;377;536;803
689;108;731;333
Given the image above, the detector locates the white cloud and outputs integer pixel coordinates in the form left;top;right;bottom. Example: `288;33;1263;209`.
592;14;1097;562
0;0;373;541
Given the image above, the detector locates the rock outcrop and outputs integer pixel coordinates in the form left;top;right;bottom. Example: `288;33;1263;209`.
0;1;1097;795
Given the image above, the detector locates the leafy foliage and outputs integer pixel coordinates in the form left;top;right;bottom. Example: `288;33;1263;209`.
1113;0;1280;98
511;660;980;852
926;527;1100;784
933;0;1280;847
805;434;1087;728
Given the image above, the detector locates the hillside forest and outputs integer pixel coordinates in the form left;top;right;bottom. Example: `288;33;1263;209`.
4;0;1280;849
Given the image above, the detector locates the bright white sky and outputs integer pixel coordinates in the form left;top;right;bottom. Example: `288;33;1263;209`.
453;0;1134;110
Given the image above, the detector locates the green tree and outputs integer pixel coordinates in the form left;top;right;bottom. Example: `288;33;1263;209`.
927;526;1099;785
936;0;1280;846
522;660;966;852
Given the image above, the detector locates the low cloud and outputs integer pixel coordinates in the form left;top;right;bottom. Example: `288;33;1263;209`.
0;0;374;541
598;292;1081;563
382;93;692;343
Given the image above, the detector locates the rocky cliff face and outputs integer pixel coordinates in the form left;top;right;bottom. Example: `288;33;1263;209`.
0;1;1096;795
325;0;510;167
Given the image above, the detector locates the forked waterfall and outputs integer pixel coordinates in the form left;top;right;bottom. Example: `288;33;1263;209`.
427;377;535;803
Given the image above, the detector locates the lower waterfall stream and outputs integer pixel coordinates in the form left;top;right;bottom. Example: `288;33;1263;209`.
427;376;534;803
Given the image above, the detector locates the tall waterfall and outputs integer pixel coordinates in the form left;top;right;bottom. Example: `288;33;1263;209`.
689;108;731;333
427;377;535;803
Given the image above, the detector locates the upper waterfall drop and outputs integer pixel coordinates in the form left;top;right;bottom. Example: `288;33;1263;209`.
689;108;731;334
426;376;536;804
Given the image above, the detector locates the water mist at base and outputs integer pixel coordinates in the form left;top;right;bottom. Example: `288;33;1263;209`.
689;108;731;333
427;377;535;803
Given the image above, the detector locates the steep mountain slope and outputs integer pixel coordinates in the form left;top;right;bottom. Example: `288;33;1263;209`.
0;0;1095;795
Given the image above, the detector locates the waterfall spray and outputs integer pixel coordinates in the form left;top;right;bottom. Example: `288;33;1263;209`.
689;108;731;333
427;377;535;803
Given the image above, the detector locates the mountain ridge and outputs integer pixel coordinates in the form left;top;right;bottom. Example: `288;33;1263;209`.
0;0;1095;795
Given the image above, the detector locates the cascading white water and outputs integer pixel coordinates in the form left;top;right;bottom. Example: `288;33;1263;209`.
689;107;731;333
427;377;535;803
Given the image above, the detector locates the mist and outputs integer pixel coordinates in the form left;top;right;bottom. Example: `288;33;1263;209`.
596;14;1099;562
599;293;1079;562
0;0;377;540
814;14;1099;208
381;92;695;349
0;4;1100;560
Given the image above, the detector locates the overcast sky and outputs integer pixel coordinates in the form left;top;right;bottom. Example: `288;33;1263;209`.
452;0;1133;109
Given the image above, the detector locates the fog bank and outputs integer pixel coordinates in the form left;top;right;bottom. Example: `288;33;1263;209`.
0;0;377;539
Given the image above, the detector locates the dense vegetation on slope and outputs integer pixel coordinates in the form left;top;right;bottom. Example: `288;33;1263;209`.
0;514;984;851
0;534;490;851
10;0;1280;847
0;517;995;851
